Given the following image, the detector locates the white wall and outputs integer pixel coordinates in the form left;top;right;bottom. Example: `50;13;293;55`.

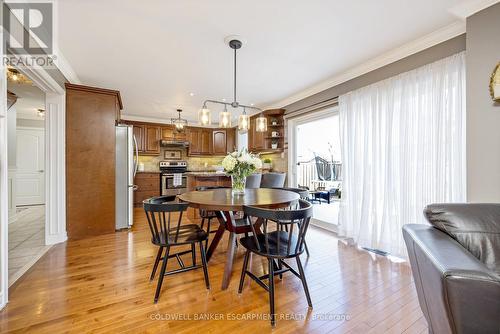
466;2;500;202
7;107;16;167
237;131;248;151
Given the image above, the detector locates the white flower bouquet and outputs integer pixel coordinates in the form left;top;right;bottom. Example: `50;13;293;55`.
222;149;262;195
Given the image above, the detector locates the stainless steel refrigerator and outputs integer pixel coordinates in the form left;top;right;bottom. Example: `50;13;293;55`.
115;125;138;229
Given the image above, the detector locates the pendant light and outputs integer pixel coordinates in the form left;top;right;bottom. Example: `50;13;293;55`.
255;114;267;132
198;103;211;126
172;109;188;132
200;36;263;132
238;107;250;133
219;104;231;128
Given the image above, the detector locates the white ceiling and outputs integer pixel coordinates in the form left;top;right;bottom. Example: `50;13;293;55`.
57;0;472;123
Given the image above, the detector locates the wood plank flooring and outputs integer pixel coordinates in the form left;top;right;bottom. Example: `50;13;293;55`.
0;208;428;333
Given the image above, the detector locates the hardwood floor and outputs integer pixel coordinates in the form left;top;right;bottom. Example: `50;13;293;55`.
0;208;427;333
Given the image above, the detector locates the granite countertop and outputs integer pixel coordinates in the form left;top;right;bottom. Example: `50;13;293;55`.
185;171;228;177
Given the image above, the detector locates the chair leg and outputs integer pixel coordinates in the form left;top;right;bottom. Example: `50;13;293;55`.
200;217;205;230
154;246;170;303
238;250;250;293
150;246;163;281
295;256;312;307
199;242;210;289
277;259;283;279
304;240;310;257
191;243;196;266
268;258;276;326
205;218;211;250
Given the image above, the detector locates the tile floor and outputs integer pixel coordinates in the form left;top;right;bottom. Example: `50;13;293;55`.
8;205;51;286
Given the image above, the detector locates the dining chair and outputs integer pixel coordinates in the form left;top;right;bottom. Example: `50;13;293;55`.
260;172;286;188
238;199;313;326
271;187;311;256
195;186;226;249
143;196;210;303
245;173;262;188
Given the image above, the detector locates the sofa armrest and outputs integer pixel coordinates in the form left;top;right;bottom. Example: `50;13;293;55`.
403;224;500;334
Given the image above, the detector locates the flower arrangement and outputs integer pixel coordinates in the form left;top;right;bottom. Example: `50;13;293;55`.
222;149;262;195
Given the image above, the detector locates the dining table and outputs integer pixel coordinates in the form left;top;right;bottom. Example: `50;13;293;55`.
178;188;300;290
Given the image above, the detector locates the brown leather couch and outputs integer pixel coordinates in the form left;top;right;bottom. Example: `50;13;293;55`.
403;204;500;334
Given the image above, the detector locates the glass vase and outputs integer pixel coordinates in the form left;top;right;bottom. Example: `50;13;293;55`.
231;174;246;196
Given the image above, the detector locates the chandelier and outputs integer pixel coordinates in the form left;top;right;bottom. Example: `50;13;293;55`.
7;67;32;84
199;38;267;133
171;109;188;132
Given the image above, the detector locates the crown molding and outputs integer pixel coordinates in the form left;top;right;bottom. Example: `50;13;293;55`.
449;0;500;19
265;20;466;110
53;47;81;84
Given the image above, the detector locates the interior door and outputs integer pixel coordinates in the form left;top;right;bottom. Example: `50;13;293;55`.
16;127;45;206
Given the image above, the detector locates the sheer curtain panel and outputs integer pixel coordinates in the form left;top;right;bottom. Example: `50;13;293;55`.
338;52;466;258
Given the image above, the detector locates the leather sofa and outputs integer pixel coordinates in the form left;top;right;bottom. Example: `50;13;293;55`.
403;204;500;334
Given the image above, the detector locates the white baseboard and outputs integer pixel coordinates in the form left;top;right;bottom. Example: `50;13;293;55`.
46;233;67;245
310;218;338;233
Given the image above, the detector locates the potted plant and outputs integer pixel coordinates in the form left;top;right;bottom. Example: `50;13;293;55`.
262;158;272;170
222;149;262;196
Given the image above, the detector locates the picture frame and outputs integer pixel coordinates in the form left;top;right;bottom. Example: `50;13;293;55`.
490;62;500;102
164;150;182;160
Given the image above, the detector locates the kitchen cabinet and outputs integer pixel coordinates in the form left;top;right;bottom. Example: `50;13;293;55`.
248;109;285;153
187;127;211;156
134;172;160;207
161;124;187;141
66;83;123;239
212;130;227;155
132;124;145;152
144;125;160;155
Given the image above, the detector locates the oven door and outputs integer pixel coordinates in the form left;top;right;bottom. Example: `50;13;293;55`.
161;174;187;196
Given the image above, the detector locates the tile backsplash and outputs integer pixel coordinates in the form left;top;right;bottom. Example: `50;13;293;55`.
138;148;287;173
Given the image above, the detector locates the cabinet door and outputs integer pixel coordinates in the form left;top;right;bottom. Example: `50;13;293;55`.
187;128;201;155
200;129;211;155
144;126;160;155
226;128;236;153
132;124;145;153
212;130;227;155
161;126;174;140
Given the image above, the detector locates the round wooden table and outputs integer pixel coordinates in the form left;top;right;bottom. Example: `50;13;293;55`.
178;188;299;290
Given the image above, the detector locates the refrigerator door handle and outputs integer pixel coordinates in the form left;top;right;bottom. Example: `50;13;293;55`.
133;135;139;177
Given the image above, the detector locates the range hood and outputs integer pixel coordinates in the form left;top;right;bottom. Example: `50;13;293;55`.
160;139;190;147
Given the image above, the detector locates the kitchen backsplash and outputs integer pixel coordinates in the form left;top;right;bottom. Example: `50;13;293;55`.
138;148;287;173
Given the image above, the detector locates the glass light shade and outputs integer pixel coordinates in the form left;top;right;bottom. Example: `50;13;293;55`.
238;114;250;133
172;119;187;132
198;107;211;126
219;111;231;128
255;116;267;132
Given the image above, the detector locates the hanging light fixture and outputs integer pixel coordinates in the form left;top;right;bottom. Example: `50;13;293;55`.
255;114;267;132
200;36;262;132
219;104;231;128
7;67;32;84
238;107;250;133
171;109;188;132
199;103;211;126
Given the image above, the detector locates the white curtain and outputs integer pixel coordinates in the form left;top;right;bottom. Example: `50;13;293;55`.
338;52;466;258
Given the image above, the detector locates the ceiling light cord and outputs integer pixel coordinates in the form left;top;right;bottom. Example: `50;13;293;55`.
233;47;237;105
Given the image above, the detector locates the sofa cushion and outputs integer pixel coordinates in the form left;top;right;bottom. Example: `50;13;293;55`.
424;204;500;274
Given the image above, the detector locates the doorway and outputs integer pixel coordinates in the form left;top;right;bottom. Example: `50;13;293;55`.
288;107;342;230
6;70;50;286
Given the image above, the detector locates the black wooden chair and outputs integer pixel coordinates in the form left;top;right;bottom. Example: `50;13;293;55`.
143;196;210;303
238;199;313;326
271;187;311;257
195;186;226;249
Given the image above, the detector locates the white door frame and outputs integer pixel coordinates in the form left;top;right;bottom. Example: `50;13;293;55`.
286;107;339;188
0;68;67;309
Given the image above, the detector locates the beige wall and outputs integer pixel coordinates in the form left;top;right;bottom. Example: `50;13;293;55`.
466;2;500;202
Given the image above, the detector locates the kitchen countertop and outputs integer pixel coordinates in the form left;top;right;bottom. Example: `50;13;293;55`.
185;171;228;177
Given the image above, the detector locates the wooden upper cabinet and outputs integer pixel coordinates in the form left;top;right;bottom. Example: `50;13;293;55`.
187;127;201;155
132;124;145;152
212;130;227;155
226;128;236;153
161;126;175;140
249;116;265;151
144;125;160;155
200;129;211;155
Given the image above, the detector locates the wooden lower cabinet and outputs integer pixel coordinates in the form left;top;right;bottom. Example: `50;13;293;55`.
134;172;160;206
186;174;231;219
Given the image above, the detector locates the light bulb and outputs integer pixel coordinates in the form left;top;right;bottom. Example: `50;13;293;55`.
199;107;211;126
219;110;231;128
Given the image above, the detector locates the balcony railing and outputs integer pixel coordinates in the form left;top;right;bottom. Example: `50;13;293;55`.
297;159;342;190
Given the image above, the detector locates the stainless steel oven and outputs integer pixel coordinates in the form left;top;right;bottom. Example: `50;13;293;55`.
159;161;188;196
